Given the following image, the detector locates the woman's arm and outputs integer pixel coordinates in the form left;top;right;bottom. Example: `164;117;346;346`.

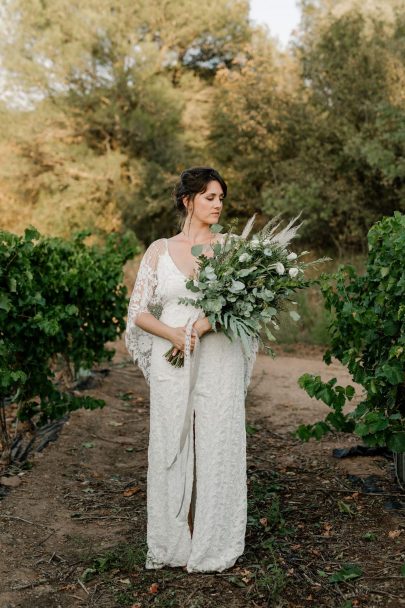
135;311;199;353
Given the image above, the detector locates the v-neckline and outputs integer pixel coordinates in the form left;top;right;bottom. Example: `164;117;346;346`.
164;238;197;280
164;236;222;280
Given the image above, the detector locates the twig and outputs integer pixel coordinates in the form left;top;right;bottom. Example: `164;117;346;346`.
77;578;89;595
0;514;53;529
48;551;56;563
365;588;404;600
89;433;146;450
38;529;56;546
280;484;405;498
71;514;133;521
10;578;50;591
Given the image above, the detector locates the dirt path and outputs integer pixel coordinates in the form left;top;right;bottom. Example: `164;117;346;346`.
0;340;404;608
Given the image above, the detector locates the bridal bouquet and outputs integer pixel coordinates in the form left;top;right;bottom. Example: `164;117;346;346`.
164;213;330;366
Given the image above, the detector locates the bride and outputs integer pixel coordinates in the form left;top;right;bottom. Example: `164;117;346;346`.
125;166;259;573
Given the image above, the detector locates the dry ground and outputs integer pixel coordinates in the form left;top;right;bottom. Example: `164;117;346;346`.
0;339;404;608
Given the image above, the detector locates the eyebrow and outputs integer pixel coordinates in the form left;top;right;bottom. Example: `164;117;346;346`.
206;192;225;197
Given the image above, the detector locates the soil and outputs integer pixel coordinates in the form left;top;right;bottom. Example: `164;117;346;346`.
0;339;404;608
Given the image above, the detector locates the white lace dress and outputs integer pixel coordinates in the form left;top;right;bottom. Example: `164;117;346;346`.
125;235;259;573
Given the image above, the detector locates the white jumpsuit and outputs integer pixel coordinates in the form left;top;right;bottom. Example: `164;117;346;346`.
125;236;258;573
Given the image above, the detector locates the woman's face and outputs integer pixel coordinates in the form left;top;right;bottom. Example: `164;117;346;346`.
184;180;224;226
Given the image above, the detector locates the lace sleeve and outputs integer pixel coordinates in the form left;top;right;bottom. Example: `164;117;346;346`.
124;239;166;385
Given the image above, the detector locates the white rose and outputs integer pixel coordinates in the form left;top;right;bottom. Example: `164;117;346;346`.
287;252;297;261
238;252;252;263
289;267;299;278
275;262;285;275
250;238;260;250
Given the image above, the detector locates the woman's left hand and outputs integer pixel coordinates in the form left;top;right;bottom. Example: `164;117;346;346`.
193;316;212;338
170;326;200;358
170;317;212;357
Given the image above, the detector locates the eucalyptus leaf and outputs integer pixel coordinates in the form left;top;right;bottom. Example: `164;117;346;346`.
210;223;223;233
191;244;204;256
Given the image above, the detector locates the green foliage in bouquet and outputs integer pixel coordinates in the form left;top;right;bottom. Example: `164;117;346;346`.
295;211;405;453
176;214;330;358
0;226;138;432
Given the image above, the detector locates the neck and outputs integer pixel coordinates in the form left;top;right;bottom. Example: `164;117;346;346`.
181;220;213;244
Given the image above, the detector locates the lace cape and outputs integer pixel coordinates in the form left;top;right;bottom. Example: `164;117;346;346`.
124;236;259;397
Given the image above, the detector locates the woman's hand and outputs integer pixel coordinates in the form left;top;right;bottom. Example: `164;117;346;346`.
168;325;199;358
193;316;213;338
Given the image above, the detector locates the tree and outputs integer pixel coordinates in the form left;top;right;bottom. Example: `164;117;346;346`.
209;28;297;226
0;0;251;243
210;4;405;252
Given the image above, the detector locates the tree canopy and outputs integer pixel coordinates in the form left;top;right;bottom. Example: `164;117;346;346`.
0;0;403;250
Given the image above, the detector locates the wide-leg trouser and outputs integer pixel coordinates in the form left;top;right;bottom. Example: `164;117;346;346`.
145;329;247;573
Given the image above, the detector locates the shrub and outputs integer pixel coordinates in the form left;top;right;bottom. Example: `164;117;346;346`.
295;212;405;452
0;226;138;443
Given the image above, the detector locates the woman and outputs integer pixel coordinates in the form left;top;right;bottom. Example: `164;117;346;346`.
125;166;259;573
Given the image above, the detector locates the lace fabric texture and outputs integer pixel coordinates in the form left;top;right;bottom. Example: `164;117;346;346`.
125;239;166;386
124;234;259;572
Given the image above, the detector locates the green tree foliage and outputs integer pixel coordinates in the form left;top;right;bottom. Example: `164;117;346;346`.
0;0;251;244
208;30;296;220
272;7;405;252
0;226;138;432
210;5;405;251
0;1;404;251
296;212;405;452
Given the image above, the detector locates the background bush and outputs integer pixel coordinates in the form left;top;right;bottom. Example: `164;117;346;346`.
296;211;405;452
0;226;138;427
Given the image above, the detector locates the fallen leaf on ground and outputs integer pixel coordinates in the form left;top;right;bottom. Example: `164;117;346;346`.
123;486;141;497
388;529;402;539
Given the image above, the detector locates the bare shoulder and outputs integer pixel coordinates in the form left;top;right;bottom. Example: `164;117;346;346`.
167;233;184;243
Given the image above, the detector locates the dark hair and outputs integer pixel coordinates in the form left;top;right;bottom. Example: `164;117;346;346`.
172;166;227;231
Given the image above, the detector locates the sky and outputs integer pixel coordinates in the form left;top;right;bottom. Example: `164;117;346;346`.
249;0;302;46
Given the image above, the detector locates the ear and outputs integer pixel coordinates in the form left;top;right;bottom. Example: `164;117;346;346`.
182;194;190;211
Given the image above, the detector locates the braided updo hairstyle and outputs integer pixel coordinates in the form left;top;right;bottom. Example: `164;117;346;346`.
172;166;227;232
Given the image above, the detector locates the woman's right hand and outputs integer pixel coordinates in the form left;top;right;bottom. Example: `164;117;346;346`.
168;325;199;357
